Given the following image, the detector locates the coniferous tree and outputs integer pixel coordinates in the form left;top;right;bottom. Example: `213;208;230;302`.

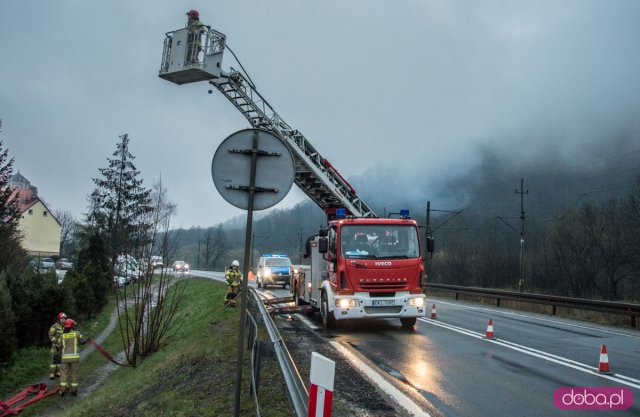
87;134;152;266
62;269;94;319
76;231;111;312
0;120;26;276
0;272;17;366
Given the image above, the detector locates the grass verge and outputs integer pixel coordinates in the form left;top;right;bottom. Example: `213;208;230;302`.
427;289;637;328
33;277;291;417
0;296;117;400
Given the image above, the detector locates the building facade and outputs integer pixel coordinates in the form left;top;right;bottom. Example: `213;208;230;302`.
9;172;62;257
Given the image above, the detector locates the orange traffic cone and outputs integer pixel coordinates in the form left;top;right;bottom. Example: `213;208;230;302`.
248;270;256;281
484;319;495;339
430;304;437;319
598;344;611;373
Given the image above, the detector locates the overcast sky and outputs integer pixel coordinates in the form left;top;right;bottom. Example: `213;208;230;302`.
2;1;639;228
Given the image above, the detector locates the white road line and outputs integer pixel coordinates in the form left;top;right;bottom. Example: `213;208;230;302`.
295;314;321;330
330;341;432;417
419;317;640;390
429;299;636;338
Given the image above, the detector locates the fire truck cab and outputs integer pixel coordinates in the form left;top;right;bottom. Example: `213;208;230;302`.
294;211;431;329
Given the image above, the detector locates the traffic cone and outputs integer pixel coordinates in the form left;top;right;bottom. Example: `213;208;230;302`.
484;319;495;339
248;270;255;281
598;344;611;373
430;304;437;319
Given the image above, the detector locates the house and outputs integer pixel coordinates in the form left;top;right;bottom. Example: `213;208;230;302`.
9;172;62;257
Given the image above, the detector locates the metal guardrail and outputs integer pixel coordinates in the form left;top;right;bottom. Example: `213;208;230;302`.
246;287;308;417
426;283;640;327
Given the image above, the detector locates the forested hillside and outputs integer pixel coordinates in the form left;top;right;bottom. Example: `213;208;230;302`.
171;134;640;301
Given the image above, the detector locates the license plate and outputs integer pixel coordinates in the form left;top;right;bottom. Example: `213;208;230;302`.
372;300;395;307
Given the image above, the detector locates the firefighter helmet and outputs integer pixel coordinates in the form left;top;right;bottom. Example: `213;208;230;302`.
57;312;67;321
232;260;240;267
186;9;199;19
63;318;76;329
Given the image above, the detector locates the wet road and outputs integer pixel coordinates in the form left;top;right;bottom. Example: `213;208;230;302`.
193;270;640;416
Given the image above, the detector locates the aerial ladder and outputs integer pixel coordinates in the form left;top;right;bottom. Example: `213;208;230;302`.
159;23;375;218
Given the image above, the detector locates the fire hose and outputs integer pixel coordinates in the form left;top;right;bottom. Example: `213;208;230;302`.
0;339;127;415
86;338;129;367
0;384;59;416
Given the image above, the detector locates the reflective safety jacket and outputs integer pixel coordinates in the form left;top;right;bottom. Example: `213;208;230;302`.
225;269;242;287
49;322;64;348
61;330;87;363
187;20;204;44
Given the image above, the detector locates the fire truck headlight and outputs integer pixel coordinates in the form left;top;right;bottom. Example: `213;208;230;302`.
409;297;425;307
336;298;356;308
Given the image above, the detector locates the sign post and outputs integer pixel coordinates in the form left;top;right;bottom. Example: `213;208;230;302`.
211;128;294;417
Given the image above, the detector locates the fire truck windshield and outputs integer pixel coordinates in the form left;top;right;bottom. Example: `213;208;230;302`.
340;225;420;259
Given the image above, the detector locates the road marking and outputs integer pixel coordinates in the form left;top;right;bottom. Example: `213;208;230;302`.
296;314;321;330
430;298;636;338
419;317;640;390
330;341;432;417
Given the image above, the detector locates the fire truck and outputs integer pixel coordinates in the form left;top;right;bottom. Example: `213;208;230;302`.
158;18;434;328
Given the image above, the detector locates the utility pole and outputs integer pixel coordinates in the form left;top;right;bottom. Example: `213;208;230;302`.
515;178;528;292
299;227;303;264
197;233;201;269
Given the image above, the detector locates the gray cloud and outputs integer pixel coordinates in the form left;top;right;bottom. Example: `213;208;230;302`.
1;0;639;227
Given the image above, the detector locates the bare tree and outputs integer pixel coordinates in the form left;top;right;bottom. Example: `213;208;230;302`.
54;210;77;256
115;178;185;367
203;225;227;269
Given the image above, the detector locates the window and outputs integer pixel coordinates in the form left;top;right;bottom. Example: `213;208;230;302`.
328;226;337;257
43;211;48;217
28;209;33;215
340;224;420;259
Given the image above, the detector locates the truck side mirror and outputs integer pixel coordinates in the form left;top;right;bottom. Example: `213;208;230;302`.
318;237;328;254
426;237;435;253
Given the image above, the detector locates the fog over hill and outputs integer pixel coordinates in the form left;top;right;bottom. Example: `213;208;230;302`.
173;127;640;274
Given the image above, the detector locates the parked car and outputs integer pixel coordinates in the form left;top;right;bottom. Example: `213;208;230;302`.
150;256;164;269
172;260;190;273
115;254;140;282
56;258;73;270
39;257;56;269
113;275;128;287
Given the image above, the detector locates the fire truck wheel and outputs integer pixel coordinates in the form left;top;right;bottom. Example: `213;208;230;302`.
400;317;417;329
321;291;336;329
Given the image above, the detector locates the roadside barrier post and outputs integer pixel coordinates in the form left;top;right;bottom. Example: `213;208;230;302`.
308;352;335;417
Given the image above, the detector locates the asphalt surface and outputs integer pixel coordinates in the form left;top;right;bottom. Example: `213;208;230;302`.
192;270;640;416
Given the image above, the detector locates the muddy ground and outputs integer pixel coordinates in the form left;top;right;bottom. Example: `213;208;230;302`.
274;313;409;417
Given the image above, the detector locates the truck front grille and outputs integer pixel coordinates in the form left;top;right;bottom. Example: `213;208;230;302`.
363;306;403;315
359;282;407;290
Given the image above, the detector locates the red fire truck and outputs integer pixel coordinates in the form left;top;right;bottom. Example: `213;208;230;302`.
294;210;432;328
159;19;434;328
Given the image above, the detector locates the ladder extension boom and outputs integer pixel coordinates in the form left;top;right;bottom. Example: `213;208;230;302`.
210;70;376;218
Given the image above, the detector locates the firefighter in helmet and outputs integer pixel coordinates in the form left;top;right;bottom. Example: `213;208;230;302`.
225;260;242;306
48;312;66;379
185;9;204;64
59;318;87;396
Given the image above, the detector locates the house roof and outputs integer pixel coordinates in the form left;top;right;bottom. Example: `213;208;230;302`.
9;175;61;227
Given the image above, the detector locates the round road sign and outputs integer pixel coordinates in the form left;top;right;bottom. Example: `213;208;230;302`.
211;129;295;210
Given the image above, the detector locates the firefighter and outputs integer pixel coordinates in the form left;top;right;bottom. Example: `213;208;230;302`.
59;318;87;397
48;312;66;379
225;260;242;306
185;9;204;64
